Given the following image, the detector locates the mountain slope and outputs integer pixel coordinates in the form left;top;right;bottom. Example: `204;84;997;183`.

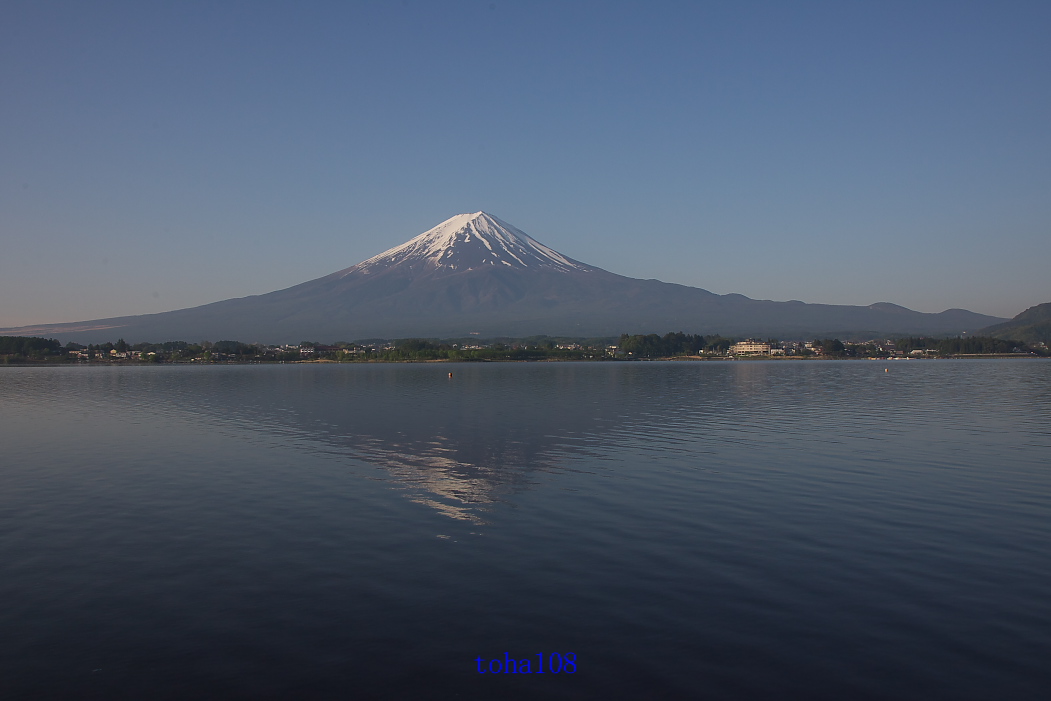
1;212;1008;344
977;302;1051;343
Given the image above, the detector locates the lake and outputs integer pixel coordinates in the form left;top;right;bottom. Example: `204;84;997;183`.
1;360;1049;699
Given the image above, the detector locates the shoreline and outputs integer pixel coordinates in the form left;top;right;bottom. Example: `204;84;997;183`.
3;354;1047;367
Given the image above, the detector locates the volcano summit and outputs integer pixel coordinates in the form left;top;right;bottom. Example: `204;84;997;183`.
2;212;1006;343
353;211;593;276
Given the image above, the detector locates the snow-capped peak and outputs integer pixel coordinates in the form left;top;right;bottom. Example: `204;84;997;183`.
347;212;592;276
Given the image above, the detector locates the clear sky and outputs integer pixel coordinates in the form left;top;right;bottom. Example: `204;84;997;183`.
3;0;1049;327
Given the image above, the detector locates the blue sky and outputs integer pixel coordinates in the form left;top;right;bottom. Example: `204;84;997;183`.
3;0;1049;327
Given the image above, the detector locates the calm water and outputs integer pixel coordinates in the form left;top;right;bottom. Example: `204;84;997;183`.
1;360;1049;700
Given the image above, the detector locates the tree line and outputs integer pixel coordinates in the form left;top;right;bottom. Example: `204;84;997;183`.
617;332;732;357
893;337;1030;355
357;339;598;362
0;336;63;361
1;333;1046;364
813;336;1044;358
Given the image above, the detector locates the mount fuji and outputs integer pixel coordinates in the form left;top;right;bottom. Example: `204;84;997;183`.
3;212;1006;343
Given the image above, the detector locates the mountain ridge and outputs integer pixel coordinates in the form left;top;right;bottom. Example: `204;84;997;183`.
0;212;1009;344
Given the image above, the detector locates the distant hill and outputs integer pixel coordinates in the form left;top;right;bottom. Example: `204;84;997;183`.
978;302;1051;343
0;212;1008;344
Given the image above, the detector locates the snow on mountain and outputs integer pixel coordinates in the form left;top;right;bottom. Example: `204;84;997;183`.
345;211;593;277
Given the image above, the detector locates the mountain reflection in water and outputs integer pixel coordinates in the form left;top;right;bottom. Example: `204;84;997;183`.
137;363;700;522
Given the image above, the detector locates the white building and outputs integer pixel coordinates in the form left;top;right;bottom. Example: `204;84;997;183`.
731;340;771;356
